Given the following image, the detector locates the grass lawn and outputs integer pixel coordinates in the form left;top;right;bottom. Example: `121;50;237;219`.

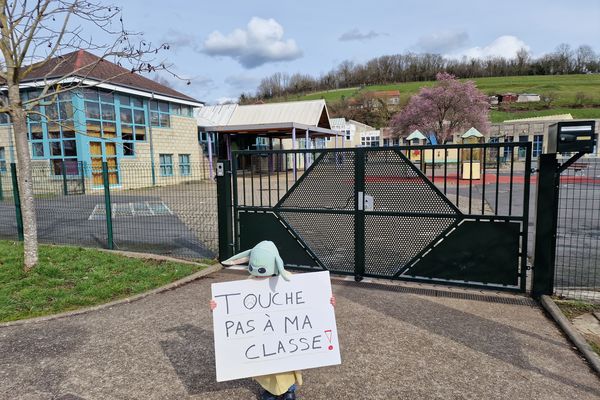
276;74;600;123
554;299;600;356
0;240;210;322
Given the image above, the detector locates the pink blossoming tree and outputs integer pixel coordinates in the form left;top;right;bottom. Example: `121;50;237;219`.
390;73;490;143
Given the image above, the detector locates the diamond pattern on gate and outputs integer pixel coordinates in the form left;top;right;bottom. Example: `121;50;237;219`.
279;211;355;273
364;150;458;214
277;151;355;210
364;215;458;276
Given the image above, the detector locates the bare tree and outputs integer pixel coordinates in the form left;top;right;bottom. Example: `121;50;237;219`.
0;1;180;270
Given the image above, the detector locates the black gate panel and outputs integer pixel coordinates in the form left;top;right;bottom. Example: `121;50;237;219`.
364;215;458;277
406;220;521;286
279;211;355;274
231;143;531;292
239;211;319;268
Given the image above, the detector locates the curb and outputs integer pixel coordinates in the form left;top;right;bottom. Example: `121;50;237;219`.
540;295;600;375
0;263;223;329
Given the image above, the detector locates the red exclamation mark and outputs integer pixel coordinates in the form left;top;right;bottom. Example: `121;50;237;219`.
325;329;333;350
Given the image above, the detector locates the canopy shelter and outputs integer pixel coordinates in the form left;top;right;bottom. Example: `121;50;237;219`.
406;129;427;141
196;100;342;176
461;127;484;139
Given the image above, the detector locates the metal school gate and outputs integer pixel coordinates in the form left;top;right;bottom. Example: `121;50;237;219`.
227;143;531;292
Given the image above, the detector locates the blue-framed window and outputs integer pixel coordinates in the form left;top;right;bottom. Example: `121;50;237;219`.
0;147;6;173
518;135;529;159
23;90;77;175
150;100;170;128
179;154;191;176
171;103;193;117
159;154;173;176
118;94;147;157
0;113;9;125
533;135;543;157
84;89;116;140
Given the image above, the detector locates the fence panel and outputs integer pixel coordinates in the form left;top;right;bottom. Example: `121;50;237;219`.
23;161;217;261
32;162;108;249
109;162;217;260
0;167;18;240
555;158;600;301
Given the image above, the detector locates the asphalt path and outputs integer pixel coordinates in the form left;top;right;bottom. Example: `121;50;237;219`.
1;269;599;400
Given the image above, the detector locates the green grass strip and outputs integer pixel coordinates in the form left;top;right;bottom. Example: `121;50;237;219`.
0;240;208;322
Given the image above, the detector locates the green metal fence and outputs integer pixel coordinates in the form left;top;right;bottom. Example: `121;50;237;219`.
2;161;218;261
554;158;600;301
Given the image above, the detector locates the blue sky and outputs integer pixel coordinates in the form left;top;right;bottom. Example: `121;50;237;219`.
117;0;600;104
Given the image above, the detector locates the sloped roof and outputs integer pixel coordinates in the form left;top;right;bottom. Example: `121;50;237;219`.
462;127;484;138
197;99;332;130
195;104;238;126
228;100;331;128
20;50;201;104
406;130;426;140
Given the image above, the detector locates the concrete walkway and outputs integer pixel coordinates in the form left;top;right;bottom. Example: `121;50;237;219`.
1;269;598;400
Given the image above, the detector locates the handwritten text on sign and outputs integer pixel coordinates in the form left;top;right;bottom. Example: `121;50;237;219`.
211;271;341;382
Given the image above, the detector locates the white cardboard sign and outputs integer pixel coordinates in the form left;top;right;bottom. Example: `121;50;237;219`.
211;271;341;382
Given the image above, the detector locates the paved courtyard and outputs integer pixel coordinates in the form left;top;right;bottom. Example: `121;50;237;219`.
1;269;598;400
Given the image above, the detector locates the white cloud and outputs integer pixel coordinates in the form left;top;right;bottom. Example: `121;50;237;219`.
203;17;302;68
416;30;469;53
447;35;530;59
339;29;382;42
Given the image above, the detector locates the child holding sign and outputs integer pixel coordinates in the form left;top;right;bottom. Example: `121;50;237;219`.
212;241;336;400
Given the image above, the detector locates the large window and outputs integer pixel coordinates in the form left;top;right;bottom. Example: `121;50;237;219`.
84;89;116;139
159;154;173;176
150;100;170;128
361;134;380;147
0;147;6;173
171;103;193;117
179;154;191;176
24;90;77;175
118;94;147;157
533;135;543;157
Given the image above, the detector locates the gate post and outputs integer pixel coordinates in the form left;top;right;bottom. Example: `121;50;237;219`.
62;160;68;196
354;148;366;281
532;153;559;297
10;163;24;241
101;161;114;250
217;159;234;261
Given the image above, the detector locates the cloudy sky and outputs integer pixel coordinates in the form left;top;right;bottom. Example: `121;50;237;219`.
117;0;600;104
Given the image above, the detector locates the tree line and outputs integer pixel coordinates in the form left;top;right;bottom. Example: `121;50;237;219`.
242;44;599;102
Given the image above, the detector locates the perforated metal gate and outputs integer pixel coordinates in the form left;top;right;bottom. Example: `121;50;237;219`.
231;144;531;292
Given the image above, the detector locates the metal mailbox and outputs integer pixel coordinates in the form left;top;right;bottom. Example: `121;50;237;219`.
547;121;596;153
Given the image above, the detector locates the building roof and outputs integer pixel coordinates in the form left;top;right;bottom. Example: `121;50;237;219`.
503;114;574;123
195;104;238;126
462;127;484;138
227;100;331;128
19;50;202;106
406;130;426;140
196;99;337;137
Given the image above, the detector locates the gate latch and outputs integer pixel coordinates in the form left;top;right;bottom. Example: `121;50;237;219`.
357;192;374;211
216;162;225;177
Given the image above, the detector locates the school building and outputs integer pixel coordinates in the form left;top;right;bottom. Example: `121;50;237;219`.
0;50;205;190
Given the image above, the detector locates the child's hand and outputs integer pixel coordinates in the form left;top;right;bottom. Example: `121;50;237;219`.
209;299;217;311
330;296;336;307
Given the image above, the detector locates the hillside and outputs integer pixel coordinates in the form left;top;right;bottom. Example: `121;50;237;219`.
270;74;600;123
